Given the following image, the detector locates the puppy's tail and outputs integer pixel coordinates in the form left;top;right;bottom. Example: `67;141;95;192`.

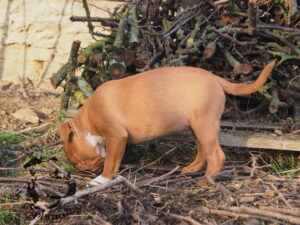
219;60;276;95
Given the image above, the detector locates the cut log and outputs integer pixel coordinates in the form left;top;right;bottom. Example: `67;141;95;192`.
107;58;126;79
77;40;108;64
50;63;68;89
134;55;149;69
89;53;106;68
203;41;217;59
106;46;135;66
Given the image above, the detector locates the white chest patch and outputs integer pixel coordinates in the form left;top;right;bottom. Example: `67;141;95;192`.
85;133;107;157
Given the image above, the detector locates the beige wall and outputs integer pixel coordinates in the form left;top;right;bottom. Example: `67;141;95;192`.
0;0;120;85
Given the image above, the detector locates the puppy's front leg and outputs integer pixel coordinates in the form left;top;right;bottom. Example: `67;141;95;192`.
89;135;127;186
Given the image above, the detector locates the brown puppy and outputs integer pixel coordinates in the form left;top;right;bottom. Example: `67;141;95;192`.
58;60;275;186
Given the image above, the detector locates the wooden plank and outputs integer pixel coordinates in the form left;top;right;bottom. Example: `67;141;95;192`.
159;130;300;152
220;120;285;131
220;130;300;151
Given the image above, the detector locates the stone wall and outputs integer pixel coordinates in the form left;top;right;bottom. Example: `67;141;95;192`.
0;0;120;85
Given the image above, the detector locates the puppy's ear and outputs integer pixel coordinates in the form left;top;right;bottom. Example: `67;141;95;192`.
58;122;73;142
68;129;74;143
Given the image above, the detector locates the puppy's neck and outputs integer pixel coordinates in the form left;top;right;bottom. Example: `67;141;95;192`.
85;133;106;158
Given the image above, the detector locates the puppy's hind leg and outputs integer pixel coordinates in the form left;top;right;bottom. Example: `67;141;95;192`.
197;121;225;185
181;119;215;174
184;119;225;184
181;138;206;174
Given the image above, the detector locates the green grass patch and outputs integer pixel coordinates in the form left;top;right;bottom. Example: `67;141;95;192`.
0;208;18;225
270;154;300;178
0;195;20;225
0;131;26;173
0;132;26;148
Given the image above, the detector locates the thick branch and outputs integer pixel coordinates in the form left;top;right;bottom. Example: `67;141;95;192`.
58;175;143;207
262;30;300;56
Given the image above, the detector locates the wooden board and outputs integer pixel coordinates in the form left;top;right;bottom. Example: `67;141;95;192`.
160;129;300;152
220;130;299;151
220;120;286;131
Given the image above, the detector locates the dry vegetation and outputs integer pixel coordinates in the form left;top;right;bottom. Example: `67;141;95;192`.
1;0;300;224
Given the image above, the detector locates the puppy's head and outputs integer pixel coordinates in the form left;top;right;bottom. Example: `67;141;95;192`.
58;121;104;172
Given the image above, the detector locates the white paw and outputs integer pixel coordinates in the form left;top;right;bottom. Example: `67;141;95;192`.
88;175;112;187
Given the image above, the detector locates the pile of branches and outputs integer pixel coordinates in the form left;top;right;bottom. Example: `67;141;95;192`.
51;0;300;130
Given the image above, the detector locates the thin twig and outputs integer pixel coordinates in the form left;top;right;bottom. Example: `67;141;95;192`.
257;24;300;33
278;167;300;174
261;30;300;55
138;166;180;186
165;212;202;225
132;147;177;174
136;51;164;72
268;183;293;209
80;0;158;36
164;10;203;38
250;153;258;177
81;0;110;39
29;214;42;225
29;202;50;225
207;26;255;46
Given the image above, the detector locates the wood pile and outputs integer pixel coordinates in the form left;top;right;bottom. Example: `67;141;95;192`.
50;0;300;131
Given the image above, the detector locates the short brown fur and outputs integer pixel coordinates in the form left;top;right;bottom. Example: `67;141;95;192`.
58;60;275;184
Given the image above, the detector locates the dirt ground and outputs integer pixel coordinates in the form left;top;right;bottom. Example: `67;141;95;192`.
0;82;300;225
0;81;61;131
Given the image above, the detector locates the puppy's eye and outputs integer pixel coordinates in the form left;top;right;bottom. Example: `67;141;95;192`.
68;131;74;143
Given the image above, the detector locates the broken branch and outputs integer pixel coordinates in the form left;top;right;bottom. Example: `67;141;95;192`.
58;175;143;207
